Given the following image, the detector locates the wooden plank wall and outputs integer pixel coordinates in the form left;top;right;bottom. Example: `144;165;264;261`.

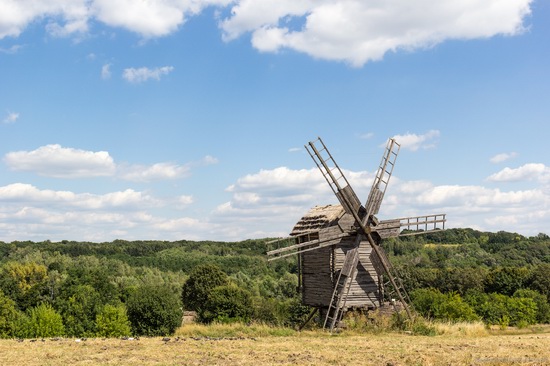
302;245;333;306
334;239;381;308
302;234;382;308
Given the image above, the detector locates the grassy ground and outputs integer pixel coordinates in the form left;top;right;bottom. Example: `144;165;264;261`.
1;325;549;366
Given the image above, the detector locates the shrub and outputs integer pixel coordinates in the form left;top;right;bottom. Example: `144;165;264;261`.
22;303;65;338
411;288;478;322
127;285;182;336
473;293;537;327
96;304;131;338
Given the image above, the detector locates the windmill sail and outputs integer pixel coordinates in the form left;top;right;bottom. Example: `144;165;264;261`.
364;138;400;221
306;138;363;218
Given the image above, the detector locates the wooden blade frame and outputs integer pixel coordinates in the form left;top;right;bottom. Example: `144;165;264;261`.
364;138;400;221
306;137;414;321
306;138;363;218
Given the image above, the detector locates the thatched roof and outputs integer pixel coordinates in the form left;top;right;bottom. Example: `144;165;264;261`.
290;204;345;236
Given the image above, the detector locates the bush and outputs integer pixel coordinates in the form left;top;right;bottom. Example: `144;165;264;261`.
127;285;182;336
96;304;131;338
472;292;537;327
22;303;65;338
411;288;478;322
201;284;253;324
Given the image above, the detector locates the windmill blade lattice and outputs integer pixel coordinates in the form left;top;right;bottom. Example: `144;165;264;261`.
364;138;400;221
306;137;363;218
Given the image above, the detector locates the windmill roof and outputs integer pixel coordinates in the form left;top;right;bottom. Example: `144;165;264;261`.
290;204;345;235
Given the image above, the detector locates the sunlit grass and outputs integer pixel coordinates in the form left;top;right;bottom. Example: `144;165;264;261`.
175;322;299;338
433;321;488;337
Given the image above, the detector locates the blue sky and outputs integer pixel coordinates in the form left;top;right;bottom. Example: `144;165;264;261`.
1;0;549;242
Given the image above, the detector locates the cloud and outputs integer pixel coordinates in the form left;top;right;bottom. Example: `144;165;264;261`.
215;163;550;239
0;183;158;210
359;133;374;140
118;162;191;182
176;195;194;209
1;163;549;241
122;66;174;83
490;152;518;164
0;1;92;39
101;63;112;79
200;155;219;165
221;0;533;66
0;45;23;54
392;130;440;151
3;145;216;181
0;182;213;241
4;144;116;178
2;111;19;124
487;163;550;183
0;1;532;66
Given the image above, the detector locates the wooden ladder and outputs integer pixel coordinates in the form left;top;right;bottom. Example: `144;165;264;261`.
323;246;360;331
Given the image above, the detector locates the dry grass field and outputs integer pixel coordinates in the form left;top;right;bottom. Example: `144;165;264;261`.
1;324;549;366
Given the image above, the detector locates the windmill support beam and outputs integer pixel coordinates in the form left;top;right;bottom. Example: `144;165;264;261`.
267;232;350;261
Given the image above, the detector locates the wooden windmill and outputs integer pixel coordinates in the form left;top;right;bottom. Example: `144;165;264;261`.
268;137;446;331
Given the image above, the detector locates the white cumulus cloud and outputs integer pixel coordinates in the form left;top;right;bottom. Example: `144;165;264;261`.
0;1;533;66
4;144;116;178
490;152;518;164
118;162;191;182
0;183;158;210
221;0;533;66
487;163;550;183
3;145;217;181
122;66;174;83
392;130;440;151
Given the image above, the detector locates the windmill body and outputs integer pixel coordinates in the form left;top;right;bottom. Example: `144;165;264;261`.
268;137;446;330
290;205;381;309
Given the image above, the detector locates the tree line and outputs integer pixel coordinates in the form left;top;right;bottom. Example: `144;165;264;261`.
0;228;548;337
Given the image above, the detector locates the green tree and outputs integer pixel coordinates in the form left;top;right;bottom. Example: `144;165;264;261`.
181;264;229;315
201;284;253;324
96;304;131;338
485;267;530;296
0;262;49;311
57;285;102;337
127;285;182;336
22;303;65;338
0;290;22;338
513;289;550;324
527;263;550;301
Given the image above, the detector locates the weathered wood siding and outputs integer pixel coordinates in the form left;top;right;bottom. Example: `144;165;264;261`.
295;204;382;309
302;245;333;306
302;234;382;308
333;239;381;308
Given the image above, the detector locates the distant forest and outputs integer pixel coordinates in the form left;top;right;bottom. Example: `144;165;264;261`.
0;228;549;337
